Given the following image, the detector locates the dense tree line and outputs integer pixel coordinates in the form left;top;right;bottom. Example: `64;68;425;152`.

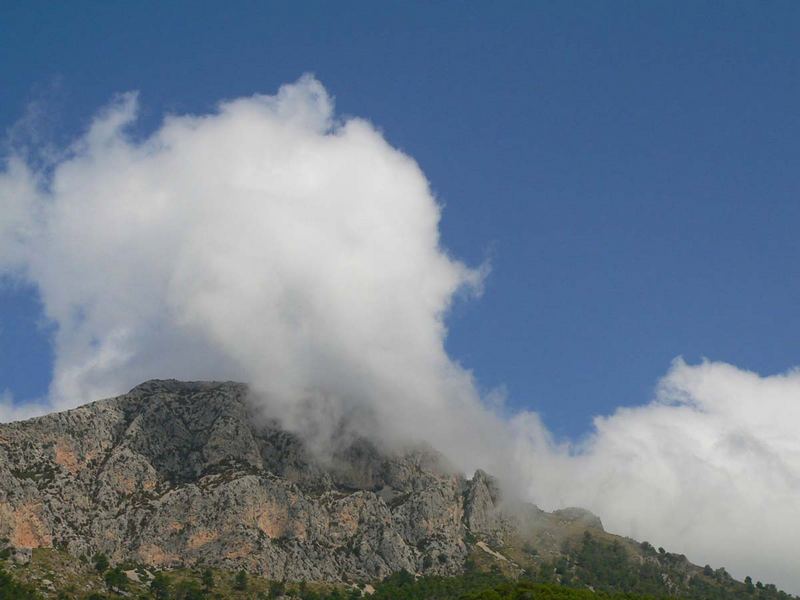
2;536;798;600
531;533;797;600
368;570;666;600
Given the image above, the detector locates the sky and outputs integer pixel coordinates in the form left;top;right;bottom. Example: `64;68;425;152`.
3;1;799;436
1;1;800;593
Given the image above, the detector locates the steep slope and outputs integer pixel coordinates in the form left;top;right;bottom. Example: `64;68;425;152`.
0;380;588;582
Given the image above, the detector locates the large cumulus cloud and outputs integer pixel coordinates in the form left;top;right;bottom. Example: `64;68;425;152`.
0;76;491;451
1;77;799;592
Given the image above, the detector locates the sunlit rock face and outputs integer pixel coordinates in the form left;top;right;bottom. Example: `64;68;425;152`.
0;380;585;581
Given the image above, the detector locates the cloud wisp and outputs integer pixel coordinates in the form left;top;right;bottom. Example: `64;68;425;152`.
1;77;799;592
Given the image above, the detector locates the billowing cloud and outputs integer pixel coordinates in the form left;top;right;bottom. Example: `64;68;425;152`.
1;77;799;592
0;76;501;467
517;359;800;592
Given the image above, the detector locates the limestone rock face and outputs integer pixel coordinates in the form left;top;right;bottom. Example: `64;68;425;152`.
0;380;601;581
464;469;501;536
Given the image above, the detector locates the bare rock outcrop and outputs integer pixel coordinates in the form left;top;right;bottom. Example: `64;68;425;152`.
0;380;602;582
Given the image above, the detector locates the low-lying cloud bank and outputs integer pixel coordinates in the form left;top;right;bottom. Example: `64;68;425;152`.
1;77;798;593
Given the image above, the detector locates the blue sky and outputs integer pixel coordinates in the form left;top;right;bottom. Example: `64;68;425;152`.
5;4;800;590
2;1;800;438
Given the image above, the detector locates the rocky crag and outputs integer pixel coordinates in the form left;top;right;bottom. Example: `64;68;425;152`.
0;380;605;583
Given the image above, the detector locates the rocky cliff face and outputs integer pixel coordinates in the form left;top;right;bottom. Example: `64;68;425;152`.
0;380;600;582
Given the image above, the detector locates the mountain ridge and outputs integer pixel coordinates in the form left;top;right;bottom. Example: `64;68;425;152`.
1;379;555;581
0;380;794;599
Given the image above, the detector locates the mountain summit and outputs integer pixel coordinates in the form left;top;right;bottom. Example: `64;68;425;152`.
0;380;596;581
1;380;790;599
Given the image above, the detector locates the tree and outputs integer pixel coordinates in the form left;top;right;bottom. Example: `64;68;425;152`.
202;568;214;592
234;569;248;591
150;572;171;600
104;566;128;591
744;576;755;594
639;541;655;555
93;552;109;573
269;580;284;598
173;580;204;600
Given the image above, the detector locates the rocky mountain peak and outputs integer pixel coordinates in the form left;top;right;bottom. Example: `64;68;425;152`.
0;380;603;583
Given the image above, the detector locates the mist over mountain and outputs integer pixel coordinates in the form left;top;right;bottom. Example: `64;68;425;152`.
2;380;795;600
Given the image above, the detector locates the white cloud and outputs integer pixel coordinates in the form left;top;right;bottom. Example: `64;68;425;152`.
0;389;48;422
0;75;496;465
515;359;800;592
1;77;799;592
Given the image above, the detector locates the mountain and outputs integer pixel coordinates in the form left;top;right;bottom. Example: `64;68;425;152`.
0;380;795;599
